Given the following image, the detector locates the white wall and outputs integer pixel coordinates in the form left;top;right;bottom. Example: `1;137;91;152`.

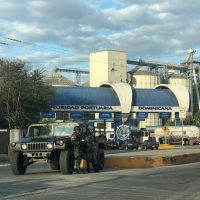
90;50;127;87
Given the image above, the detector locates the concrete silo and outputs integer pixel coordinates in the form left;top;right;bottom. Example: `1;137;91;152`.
168;74;192;95
129;69;162;128
168;74;193;112
129;69;161;88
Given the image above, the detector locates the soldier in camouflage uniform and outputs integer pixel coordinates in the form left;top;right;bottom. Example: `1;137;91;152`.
85;126;98;172
71;126;82;173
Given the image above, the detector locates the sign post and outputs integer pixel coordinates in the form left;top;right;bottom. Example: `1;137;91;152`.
162;125;169;144
179;107;186;150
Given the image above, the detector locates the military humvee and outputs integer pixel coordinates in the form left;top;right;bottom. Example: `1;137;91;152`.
9;122;106;175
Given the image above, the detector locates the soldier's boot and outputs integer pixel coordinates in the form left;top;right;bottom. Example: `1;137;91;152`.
86;158;90;173
74;159;80;173
91;157;99;172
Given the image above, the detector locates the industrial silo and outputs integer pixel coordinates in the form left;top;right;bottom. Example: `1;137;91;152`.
129;69;161;88
168;74;194;112
129;69;162;128
168;74;192;95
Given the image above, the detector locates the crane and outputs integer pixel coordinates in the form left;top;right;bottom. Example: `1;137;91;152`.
54;67;89;85
127;59;187;70
181;49;200;112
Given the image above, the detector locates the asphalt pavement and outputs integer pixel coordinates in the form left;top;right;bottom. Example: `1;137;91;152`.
1;162;200;200
106;145;200;157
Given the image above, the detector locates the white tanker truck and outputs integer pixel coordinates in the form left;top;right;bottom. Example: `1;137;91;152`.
153;126;200;145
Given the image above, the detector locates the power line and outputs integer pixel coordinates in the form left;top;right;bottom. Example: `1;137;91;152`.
1;34;200;69
0;34;193;61
0;35;73;55
0;42;8;45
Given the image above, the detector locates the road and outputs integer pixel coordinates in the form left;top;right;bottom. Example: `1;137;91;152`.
106;145;200;157
0;162;200;200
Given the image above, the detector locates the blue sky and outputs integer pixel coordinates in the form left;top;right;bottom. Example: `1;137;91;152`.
0;0;200;82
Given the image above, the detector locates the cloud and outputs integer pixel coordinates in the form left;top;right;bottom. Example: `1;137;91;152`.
0;0;200;73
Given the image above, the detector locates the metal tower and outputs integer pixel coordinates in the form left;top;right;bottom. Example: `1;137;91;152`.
182;49;200;111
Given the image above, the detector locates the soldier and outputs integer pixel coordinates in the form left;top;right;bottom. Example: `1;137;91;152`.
85;126;98;172
71;126;82;173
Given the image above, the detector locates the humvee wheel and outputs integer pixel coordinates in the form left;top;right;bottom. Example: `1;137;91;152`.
50;160;60;170
97;148;105;170
10;151;27;175
59;150;74;174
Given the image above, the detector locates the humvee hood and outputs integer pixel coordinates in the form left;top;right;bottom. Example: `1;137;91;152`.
18;137;55;143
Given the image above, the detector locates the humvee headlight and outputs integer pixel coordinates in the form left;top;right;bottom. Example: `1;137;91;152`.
10;142;16;147
55;140;64;146
47;143;53;149
21;144;27;150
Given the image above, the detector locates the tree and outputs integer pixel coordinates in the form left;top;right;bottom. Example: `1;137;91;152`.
183;113;195;125
193;112;200;126
165;120;175;126
0;59;55;129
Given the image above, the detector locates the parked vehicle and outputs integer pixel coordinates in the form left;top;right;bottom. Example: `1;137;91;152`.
118;138;139;150
140;140;159;150
120;141;139;150
154;126;200;145
106;140;119;150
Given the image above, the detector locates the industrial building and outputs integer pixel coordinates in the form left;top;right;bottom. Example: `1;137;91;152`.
42;49;198;140
43;71;77;86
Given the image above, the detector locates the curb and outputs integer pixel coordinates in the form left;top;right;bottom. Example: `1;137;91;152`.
1;151;199;169
0;162;10;167
104;153;200;169
159;144;176;149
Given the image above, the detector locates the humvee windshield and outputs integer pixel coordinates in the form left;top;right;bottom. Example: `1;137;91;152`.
28;125;52;137
27;123;77;137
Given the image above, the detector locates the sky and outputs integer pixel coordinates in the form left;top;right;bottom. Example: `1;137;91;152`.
0;0;200;82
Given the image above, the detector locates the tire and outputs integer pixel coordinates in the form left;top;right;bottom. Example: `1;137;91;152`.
10;151;27;175
97;148;105;170
59;150;74;174
50;160;60;170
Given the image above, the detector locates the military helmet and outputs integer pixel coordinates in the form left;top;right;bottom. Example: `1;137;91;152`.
88;125;95;133
74;126;81;132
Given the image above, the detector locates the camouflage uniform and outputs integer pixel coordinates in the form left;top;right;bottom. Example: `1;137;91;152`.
85;126;98;172
71;126;82;172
